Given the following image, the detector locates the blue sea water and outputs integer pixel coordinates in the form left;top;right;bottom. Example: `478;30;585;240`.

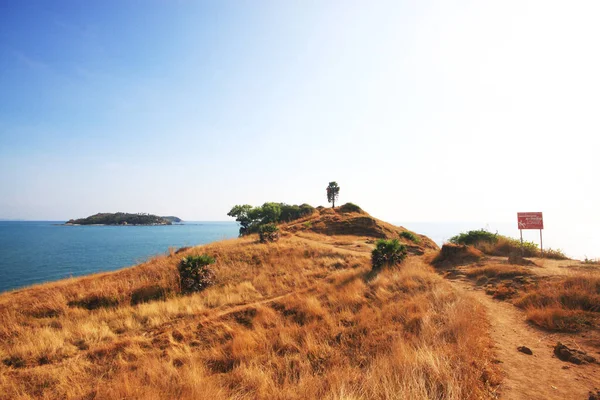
0;221;238;293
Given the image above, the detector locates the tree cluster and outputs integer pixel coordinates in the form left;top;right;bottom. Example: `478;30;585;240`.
227;202;315;236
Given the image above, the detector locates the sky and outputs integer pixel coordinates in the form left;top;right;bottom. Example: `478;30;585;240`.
1;1;599;257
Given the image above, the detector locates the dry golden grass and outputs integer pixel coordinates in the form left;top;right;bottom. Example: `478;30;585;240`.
282;207;438;251
0;231;498;399
431;243;483;267
514;274;600;331
463;264;532;279
469;237;568;260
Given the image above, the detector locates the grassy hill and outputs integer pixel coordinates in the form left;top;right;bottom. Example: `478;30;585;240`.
0;208;500;399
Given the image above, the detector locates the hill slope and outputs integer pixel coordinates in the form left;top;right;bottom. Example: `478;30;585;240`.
0;214;497;399
282;206;438;254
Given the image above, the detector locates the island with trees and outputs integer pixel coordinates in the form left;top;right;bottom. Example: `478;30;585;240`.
65;213;181;226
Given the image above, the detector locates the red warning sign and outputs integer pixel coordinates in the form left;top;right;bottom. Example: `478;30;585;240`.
517;212;543;230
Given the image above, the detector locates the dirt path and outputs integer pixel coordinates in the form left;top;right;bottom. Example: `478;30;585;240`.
450;279;600;399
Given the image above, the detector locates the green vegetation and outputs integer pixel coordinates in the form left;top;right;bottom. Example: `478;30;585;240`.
449;229;568;259
258;223;280;243
227;202;315;236
66;212;176;226
449;229;498;246
326;181;340;208
400;230;420;243
339;202;362;213
226;205;255;235
280;203;316;221
178;255;216;294
371;239;407;271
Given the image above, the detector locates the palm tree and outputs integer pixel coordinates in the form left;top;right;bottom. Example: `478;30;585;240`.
326;181;340;208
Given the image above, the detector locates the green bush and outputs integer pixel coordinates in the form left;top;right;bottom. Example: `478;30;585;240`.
179;255;216;294
449;229;498;246
400;231;420;243
339;202;362;213
279;203;315;221
449;229;545;257
280;204;301;222
259;223;280;243
371;239;407;270
299;203;316;217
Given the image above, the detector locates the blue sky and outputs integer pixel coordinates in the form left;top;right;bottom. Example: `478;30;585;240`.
1;1;599;257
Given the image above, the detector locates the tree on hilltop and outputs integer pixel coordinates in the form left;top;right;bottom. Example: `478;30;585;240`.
326;182;340;208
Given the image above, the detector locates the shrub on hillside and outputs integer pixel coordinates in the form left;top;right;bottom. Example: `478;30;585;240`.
279;203;316;221
280;204;301;222
449;230;498;246
450;229;545;258
299;203;316;216
371;239;407;271
259;223;280;243
178;255;216;294
339;202;362;213
400;230;420;243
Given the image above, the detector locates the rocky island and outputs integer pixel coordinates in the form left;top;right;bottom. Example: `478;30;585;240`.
65;212;181;225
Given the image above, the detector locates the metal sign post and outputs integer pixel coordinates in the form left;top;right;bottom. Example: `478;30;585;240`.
517;212;544;257
520;229;524;255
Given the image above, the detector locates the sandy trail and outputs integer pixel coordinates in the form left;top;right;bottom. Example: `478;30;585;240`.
450;278;600;400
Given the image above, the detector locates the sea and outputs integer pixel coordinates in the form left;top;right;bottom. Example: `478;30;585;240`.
0;220;595;293
0;221;239;293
